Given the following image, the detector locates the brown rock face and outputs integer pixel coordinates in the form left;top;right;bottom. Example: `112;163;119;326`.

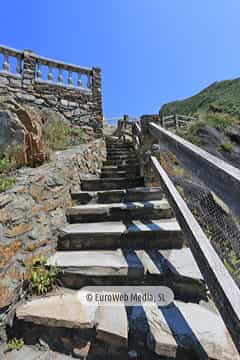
0;241;22;267
0;101;49;167
5;224;33;238
0;266;21;308
14;105;49;167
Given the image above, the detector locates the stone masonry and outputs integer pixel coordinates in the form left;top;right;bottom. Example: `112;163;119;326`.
0;139;106;332
0;46;103;130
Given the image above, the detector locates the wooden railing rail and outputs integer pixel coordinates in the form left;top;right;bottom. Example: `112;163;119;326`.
121;119;240;353
151;156;240;353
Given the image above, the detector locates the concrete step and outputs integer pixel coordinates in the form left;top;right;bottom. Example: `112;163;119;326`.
58;218;183;250
66;199;172;223
71;187;163;204
129;300;239;360
81;177;144;191
47;248;206;301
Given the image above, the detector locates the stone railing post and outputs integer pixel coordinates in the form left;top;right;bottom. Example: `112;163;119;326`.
22;49;36;90
92;67;103;126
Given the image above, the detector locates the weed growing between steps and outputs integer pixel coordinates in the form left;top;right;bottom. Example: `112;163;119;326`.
25;256;60;296
6;337;24;352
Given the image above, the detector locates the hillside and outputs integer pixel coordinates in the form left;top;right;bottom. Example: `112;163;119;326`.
160;77;240;117
159;78;240;169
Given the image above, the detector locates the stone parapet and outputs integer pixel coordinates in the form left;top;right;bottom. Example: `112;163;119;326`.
0;45;103;129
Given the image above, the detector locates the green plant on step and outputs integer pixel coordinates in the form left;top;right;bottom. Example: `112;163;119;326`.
26;256;60;296
220;142;233;153
0;177;16;192
6;338;24;352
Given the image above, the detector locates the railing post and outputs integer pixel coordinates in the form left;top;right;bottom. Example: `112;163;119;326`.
162;116;165;128
92;67;103;127
22;49;36;89
175;113;179;129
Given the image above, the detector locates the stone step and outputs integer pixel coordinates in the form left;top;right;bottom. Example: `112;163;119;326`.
104;159;140;167
129;300;239;360
106;146;133;151
66;199;172;223
71;187;163;204
107;153;137;160
47;249;206;301
81;177;144;191
16;289;128;355
100;170;140;179
106;149;135;155
102;164;140;172
58;218;183;250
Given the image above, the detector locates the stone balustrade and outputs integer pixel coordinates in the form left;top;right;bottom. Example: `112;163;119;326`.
0;45;23;76
0;45;103;129
34;54;93;90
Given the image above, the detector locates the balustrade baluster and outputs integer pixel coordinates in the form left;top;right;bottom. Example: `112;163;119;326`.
57;68;63;83
67;71;73;85
16;56;22;75
77;73;82;87
47;65;53;81
2;53;10;72
87;74;92;89
36;62;42;79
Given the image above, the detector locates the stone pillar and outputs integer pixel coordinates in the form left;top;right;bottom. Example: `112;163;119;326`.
92;67;103;128
22;49;36;90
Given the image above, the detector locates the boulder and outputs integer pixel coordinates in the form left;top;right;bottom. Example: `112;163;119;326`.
0;110;25;153
0;101;49;167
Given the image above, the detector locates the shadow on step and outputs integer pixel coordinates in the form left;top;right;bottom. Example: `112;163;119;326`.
7;320;125;359
127;303;207;360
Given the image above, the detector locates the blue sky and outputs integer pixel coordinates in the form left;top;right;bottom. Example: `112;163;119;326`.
1;0;240;118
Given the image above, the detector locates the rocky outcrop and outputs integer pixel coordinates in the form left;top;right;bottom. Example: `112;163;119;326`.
0;100;49;167
0;99;99;169
0;139;106;321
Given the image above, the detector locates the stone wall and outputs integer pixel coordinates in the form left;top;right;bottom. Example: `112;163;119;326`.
0;46;103;130
0;139;106;327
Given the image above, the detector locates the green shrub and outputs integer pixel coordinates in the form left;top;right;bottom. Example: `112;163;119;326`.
0;177;16;192
6;338;24;352
27;256;60;295
178;121;205;146
224;250;240;276
205;113;234;133
43;121;70;150
0;155;16;174
43;121;84;150
220;142;233;153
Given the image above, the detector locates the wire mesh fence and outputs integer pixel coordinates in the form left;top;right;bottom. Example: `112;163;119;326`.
154;148;240;287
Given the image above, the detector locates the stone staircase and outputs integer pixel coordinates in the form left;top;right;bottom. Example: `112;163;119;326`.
15;137;239;359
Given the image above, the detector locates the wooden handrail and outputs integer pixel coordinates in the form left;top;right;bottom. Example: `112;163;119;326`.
151;156;240;353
